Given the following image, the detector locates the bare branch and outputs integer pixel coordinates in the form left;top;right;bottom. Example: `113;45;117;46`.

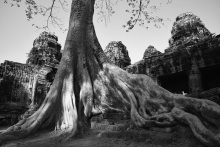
96;0;115;26
42;0;68;32
3;0;68;32
130;0;144;29
124;0;172;31
46;0;56;31
58;0;68;12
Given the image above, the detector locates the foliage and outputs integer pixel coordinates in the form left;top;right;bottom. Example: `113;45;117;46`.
3;0;172;32
123;0;172;32
3;0;69;32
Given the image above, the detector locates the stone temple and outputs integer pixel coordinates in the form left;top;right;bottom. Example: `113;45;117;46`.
0;32;62;125
1;12;220;125
125;12;220;95
104;41;131;68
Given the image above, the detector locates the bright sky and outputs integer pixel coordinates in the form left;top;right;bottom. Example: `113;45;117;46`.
0;0;220;64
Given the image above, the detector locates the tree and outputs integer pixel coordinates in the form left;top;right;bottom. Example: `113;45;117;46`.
1;0;220;146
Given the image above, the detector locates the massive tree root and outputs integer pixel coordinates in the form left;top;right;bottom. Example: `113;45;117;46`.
0;0;220;146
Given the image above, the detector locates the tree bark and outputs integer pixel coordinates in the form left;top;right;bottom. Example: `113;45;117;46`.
0;0;220;146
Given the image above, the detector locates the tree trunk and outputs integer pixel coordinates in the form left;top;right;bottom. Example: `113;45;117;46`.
0;0;220;146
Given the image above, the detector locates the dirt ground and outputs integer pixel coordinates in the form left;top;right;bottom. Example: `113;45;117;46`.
0;123;205;147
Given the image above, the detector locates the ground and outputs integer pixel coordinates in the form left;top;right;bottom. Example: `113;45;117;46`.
0;122;205;147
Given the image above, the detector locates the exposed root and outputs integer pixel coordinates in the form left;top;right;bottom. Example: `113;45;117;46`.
1;1;220;145
99;63;220;146
1;61;220;147
171;107;220;146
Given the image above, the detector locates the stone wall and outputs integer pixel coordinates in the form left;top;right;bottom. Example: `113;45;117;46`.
125;12;220;94
0;32;62;124
0;60;33;107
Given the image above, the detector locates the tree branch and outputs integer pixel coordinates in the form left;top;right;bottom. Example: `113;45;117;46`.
124;0;171;31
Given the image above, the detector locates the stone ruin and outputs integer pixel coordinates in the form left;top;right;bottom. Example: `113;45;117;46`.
143;45;162;59
125;12;220;98
1;12;220;126
104;41;131;69
25;31;62;103
167;12;212;52
0;31;62;125
26;31;62;66
0;61;33;107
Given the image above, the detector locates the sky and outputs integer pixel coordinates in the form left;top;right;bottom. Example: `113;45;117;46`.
0;0;220;64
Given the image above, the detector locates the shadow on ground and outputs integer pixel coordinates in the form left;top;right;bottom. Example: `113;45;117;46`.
0;123;205;147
